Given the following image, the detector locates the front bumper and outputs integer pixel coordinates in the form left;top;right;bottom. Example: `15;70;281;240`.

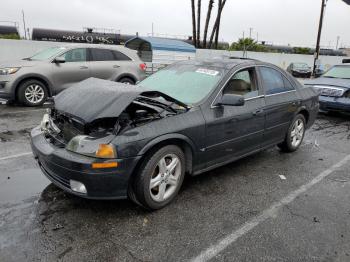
319;96;350;112
0;75;16;100
30;127;141;199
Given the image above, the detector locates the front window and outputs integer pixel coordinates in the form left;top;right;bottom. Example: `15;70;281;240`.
138;64;225;105
62;48;87;62
30;47;67;61
323;66;350;79
223;68;258;98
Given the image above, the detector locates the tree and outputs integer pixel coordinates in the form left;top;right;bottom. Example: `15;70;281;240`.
0;33;20;40
207;0;227;49
190;0;227;49
229;38;266;52
191;0;197;46
203;0;214;48
196;0;201;47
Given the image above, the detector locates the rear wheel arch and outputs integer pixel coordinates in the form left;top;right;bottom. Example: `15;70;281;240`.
296;108;309;124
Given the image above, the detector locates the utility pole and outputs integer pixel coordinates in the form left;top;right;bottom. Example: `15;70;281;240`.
313;0;327;76
249;27;253;39
336;36;340;50
22;10;27;40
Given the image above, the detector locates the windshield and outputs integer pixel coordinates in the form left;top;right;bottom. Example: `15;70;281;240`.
294;63;309;69
323;66;350;79
138;64;225;105
29;47;67;61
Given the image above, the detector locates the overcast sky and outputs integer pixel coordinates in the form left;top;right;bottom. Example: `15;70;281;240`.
2;0;350;48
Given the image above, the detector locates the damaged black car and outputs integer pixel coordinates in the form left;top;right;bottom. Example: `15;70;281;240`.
31;59;319;210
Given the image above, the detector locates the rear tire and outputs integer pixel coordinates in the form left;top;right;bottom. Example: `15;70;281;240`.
278;114;306;152
129;145;185;210
17;79;48;106
118;77;135;85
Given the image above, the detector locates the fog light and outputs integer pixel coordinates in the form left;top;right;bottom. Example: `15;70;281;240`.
70;179;87;194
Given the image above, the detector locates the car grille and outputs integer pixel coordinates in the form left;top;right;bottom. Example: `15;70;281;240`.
314;86;345;97
39;161;71;189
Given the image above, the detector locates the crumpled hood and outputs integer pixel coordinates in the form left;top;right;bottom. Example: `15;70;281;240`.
304;77;350;90
54;78;145;123
54;78;187;124
0;59;43;68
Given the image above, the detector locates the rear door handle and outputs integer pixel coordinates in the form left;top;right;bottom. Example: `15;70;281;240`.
113;65;120;68
253;109;264;116
79;66;88;69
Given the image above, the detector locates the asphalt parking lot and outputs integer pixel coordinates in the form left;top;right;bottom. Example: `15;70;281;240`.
1;103;350;262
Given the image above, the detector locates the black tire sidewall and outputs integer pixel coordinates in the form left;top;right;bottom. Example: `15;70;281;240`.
18;80;48;106
285;114;306;152
133;145;185;210
118;77;135;85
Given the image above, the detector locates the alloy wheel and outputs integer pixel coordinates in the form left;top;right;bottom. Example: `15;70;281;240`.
24;84;45;104
290;119;304;148
149;154;181;202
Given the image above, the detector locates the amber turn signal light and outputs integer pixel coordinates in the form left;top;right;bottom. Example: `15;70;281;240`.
92;162;118;169
95;144;116;159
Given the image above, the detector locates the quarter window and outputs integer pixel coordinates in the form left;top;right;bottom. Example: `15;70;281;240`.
223;68;258;98
62;48;87;62
112;50;131;61
260;67;294;95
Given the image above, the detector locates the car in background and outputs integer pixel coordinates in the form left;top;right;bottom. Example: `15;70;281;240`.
287;62;312;78
31;59;318;210
304;64;350;112
0;45;147;106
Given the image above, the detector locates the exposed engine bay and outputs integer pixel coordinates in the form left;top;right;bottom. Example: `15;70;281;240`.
42;96;187;147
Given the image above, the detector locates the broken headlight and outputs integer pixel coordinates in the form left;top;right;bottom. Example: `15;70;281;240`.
66;135;117;159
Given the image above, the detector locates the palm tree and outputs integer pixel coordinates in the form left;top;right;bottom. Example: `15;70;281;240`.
196;0;202;48
191;0;197;47
203;0;214;48
208;0;226;49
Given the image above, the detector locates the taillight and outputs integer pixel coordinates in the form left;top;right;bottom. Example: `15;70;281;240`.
139;63;146;71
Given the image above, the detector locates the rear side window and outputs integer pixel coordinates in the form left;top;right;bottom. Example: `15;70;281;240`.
112;50;132;61
63;48;87;62
90;49;115;61
260;67;294;95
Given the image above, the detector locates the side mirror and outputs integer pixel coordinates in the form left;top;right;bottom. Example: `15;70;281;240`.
216;94;245;107
53;56;66;63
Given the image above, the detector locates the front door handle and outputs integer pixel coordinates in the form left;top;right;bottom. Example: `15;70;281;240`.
79;66;88;70
253;109;264;116
113;65;120;68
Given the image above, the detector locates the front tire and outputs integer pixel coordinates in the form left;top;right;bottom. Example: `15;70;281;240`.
17;79;48;106
278;114;306;152
130;145;185;210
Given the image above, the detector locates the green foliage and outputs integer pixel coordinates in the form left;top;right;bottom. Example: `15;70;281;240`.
229;38;266;52
293;47;311;54
0;33;21;40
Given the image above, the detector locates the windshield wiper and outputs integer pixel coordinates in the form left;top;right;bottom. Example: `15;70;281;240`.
136;97;182;114
22;57;32;61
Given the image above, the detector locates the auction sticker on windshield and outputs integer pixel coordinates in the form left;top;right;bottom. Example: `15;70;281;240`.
196;68;220;76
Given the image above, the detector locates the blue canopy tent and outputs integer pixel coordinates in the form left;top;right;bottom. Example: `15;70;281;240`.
125;36;196;63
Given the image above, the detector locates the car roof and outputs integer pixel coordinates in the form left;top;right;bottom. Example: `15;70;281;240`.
175;58;272;70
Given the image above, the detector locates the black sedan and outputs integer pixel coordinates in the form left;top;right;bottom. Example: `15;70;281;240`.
30;59;319;210
287;62;312;78
304;64;350;112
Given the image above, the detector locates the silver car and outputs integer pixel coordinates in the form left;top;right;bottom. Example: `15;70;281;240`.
0;45;147;106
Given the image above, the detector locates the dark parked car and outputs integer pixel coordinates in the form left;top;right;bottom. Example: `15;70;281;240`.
304;64;350;112
287;62;312;78
31;59;319;210
0;45;147;106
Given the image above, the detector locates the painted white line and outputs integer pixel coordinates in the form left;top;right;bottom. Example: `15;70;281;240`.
0;152;32;161
0;109;46;115
191;154;350;262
